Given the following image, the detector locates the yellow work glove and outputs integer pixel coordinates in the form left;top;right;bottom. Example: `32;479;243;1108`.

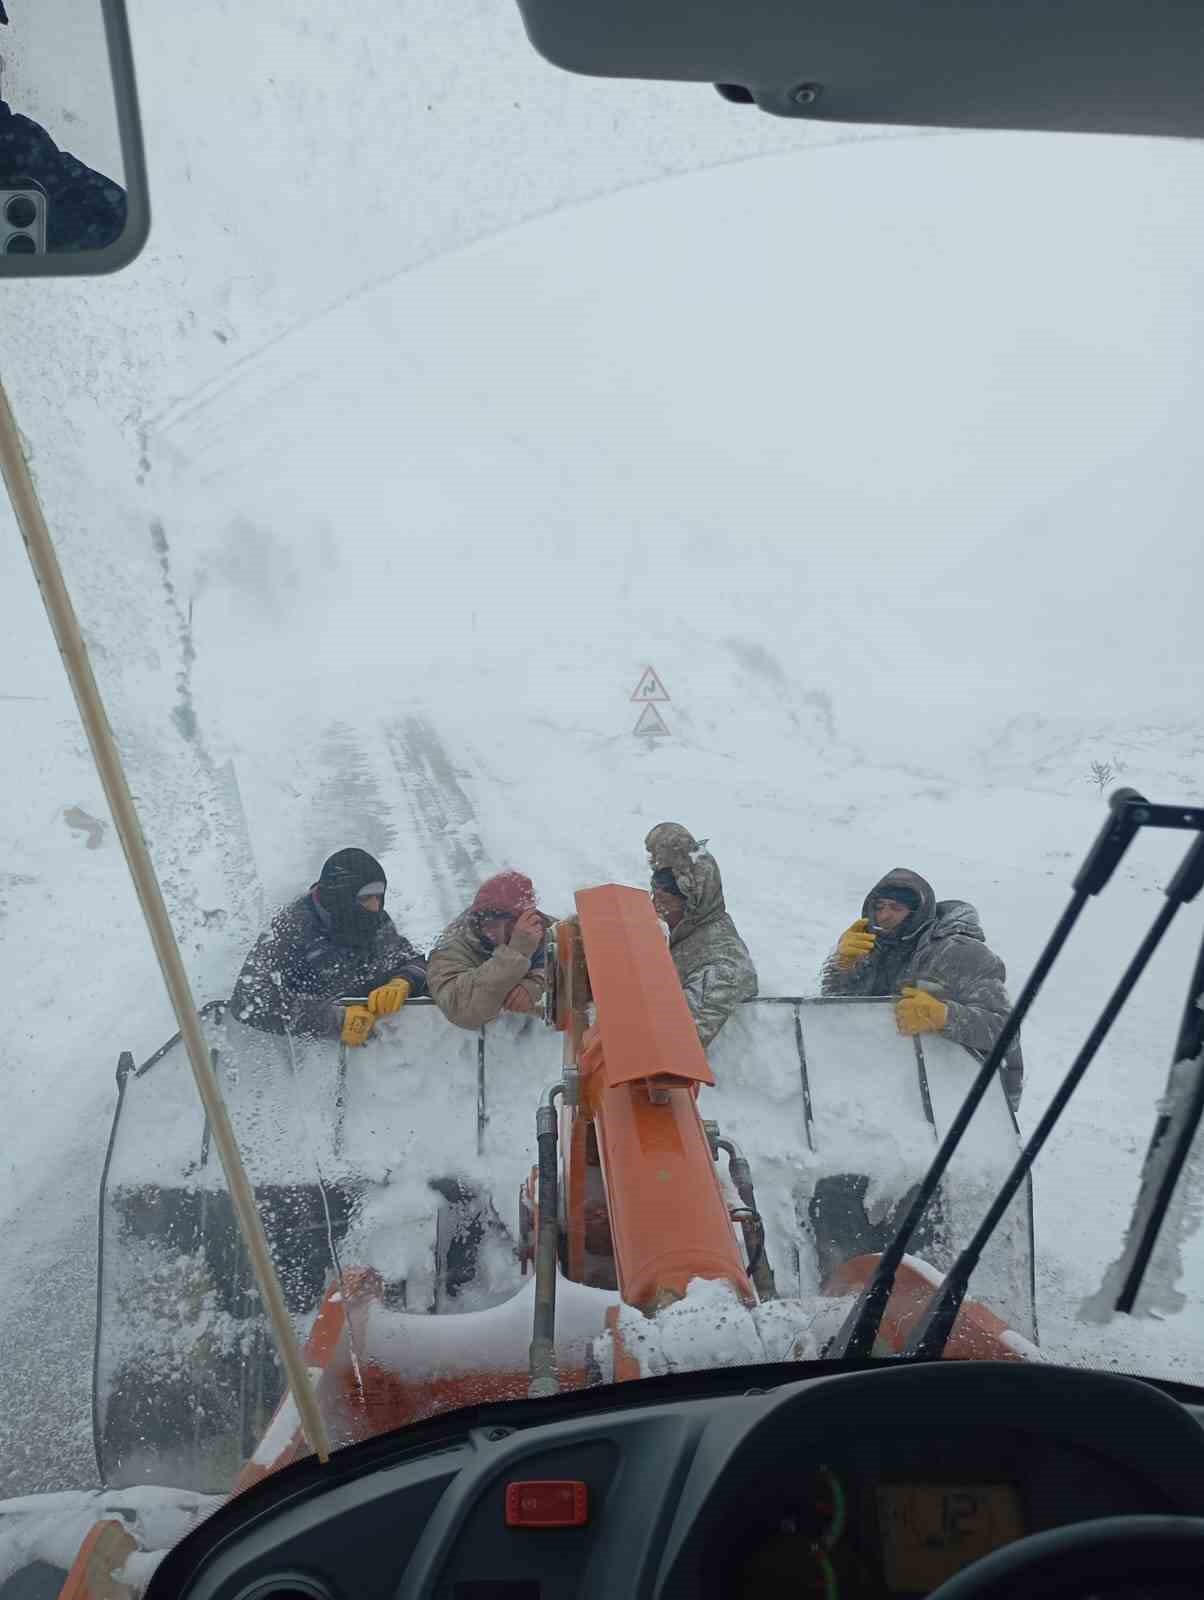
341;1004;376;1047
367;977;411;1017
835;917;877;971
896;986;948;1036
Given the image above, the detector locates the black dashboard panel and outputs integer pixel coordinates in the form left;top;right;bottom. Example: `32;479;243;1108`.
696;1428;1173;1598
148;1363;1204;1600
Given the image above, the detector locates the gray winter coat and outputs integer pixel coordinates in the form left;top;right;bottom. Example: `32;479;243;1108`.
821;867;1024;1108
646;823;758;1048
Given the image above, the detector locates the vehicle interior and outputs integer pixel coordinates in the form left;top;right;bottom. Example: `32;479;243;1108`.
0;2;1202;1599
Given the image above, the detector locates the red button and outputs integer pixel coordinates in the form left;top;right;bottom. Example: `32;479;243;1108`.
505;1480;589;1528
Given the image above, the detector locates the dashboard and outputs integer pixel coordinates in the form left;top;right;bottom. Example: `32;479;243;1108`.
148;1361;1204;1600
700;1428;1163;1597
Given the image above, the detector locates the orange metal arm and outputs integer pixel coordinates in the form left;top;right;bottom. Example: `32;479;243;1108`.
573;885;754;1314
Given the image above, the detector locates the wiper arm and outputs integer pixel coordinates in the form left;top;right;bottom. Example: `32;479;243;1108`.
828;788;1158;1361
1103;919;1204;1315
904;825;1204;1359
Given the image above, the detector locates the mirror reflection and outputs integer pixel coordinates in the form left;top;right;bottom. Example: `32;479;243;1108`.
0;0;125;253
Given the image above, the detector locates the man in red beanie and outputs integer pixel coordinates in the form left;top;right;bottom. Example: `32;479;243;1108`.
427;871;550;1029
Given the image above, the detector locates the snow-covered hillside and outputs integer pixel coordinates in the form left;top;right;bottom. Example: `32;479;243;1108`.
0;0;1202;1530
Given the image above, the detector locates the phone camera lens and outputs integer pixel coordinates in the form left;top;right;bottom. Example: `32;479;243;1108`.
5;233;36;254
5;196;37;228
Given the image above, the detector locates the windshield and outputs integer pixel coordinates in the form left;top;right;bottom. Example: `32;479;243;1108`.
1;0;1203;1559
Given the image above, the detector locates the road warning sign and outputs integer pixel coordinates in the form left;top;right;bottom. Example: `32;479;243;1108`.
633;702;671;738
630;666;670;703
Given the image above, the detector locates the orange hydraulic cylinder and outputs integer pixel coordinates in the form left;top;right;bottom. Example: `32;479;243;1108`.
575;884;754;1313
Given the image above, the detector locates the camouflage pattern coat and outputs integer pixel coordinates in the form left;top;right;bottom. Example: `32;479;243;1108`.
646;823;758;1048
821;867;1024;1108
426;911;548;1030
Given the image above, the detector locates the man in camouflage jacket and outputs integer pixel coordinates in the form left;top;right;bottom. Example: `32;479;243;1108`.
646;822;758;1048
821;866;1024;1110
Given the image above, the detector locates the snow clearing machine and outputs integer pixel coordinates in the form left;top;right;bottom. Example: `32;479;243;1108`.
79;880;1034;1535
41;789;1201;1600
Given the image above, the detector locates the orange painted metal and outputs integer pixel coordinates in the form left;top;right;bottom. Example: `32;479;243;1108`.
562;1112;588;1282
574;885;752;1313
54;1519;138;1600
823;1256;1030;1362
605;1303;644;1383
336;1362;588;1434
576;885;714;1088
231;1267;598;1498
231;1265;382;1493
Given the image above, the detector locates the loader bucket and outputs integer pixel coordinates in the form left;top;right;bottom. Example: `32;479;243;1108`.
92;990;1034;1494
705;997;1037;1341
93;1001;562;1492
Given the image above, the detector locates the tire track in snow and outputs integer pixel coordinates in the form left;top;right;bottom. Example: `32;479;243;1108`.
383;716;490;929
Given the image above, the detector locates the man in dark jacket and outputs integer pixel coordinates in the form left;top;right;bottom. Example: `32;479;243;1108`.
646;822;758;1048
230;848;428;1048
821;867;1023;1110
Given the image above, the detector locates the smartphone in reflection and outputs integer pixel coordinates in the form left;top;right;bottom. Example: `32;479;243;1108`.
0;184;47;256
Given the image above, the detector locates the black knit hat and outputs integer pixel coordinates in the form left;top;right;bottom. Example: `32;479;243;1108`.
316;848;386;948
874;883;922;914
319;848;385;895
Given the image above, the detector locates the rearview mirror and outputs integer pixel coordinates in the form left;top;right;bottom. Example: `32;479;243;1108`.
0;0;147;274
513;0;1204;141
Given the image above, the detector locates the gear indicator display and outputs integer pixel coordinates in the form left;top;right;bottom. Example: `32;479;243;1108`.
877;1481;1024;1592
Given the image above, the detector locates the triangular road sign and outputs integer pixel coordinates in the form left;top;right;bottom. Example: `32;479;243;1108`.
633;703;671;737
630;665;670;703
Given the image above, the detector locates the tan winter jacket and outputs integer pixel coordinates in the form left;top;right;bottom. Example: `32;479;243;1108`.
426;910;548;1030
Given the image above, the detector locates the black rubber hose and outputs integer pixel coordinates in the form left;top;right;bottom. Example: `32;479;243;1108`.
730;1207;767;1282
721;1142;777;1299
529;1098;561;1396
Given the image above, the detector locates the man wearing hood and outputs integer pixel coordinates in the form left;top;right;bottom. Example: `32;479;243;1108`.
230;848;429;1048
646;822;758;1048
427;870;551;1030
821;868;1023;1110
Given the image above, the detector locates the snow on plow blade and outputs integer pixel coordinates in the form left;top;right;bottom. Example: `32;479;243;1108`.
705;997;1037;1341
94;993;1035;1493
94;1000;563;1492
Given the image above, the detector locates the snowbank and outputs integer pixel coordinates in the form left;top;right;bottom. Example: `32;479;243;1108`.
597;1278;851;1380
365;1273;619;1379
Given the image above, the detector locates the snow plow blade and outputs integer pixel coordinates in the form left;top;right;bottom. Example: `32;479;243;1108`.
94;990;1034;1493
94;1000;561;1493
705;997;1037;1341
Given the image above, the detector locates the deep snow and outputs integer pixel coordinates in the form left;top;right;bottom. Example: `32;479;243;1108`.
0;0;1201;1576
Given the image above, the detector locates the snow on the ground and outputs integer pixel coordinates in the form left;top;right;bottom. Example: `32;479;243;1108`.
0;0;1202;1577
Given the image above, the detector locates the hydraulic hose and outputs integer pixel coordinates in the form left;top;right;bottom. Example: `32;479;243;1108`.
717;1137;777;1299
529;1083;563;1397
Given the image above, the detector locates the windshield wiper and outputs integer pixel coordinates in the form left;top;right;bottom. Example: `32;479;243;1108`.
830;789;1204;1361
1093;913;1204;1316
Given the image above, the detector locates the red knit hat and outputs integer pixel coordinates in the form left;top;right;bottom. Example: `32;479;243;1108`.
471;871;537;917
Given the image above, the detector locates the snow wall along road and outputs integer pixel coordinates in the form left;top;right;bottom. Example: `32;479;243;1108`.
94;996;1035;1492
